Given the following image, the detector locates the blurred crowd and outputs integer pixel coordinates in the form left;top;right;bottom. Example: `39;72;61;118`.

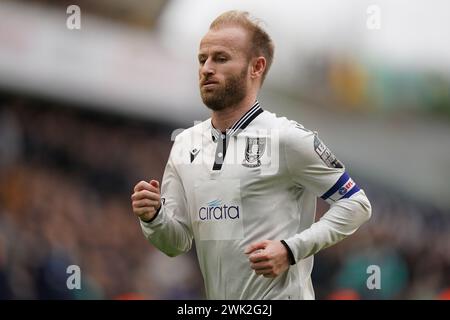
0;97;203;299
313;186;450;299
0;96;449;299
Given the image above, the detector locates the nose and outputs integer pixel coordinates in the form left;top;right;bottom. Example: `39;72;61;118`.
200;58;215;78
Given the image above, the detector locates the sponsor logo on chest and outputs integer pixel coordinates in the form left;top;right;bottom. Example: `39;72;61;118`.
198;199;240;221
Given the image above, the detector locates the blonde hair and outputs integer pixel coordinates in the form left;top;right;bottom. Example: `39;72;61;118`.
210;10;274;84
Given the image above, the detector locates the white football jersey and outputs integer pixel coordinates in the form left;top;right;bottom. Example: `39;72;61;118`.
140;101;371;299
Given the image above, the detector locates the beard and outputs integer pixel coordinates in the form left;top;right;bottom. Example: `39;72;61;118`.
200;67;248;111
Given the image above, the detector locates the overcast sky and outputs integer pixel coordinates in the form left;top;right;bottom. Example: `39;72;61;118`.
158;0;450;74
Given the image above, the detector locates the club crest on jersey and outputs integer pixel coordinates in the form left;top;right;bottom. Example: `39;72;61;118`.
242;137;266;168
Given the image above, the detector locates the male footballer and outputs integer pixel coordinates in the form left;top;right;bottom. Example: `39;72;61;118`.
131;10;372;299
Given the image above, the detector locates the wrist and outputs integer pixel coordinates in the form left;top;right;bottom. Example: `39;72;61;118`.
280;240;296;265
140;204;162;223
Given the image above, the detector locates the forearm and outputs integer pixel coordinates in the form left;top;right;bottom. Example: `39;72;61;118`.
140;205;193;257
285;189;372;262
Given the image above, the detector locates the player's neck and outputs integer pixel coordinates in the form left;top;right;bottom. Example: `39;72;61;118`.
211;94;257;133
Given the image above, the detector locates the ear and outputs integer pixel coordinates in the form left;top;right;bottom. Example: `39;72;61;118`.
250;56;266;80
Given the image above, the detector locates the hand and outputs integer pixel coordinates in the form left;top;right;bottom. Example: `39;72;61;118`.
131;180;161;222
244;240;290;278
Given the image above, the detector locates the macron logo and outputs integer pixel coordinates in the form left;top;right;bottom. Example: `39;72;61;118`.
198;199;240;221
190;148;200;163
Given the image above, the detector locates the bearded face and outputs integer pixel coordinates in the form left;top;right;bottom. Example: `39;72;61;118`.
198;26;252;111
200;65;248;111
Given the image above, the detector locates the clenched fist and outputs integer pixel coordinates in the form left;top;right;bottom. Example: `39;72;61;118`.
244;240;290;278
131;180;161;222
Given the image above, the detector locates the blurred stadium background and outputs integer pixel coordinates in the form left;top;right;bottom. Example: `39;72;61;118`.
0;0;449;299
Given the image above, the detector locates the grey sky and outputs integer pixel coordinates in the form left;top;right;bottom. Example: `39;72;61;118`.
159;0;450;73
